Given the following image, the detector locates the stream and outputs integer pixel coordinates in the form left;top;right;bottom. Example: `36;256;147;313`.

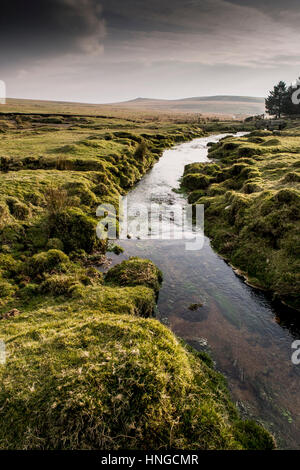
106;133;300;449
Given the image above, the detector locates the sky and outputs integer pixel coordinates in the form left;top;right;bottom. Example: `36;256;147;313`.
1;0;300;103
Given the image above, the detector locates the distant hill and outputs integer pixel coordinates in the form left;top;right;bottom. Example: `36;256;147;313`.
113;96;265;116
0;95;265;118
179;95;264;103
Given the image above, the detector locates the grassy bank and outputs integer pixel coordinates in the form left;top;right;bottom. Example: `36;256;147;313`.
0;113;273;449
181;128;300;310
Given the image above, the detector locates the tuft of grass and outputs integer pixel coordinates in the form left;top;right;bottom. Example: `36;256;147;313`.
105;257;163;295
44;187;74;216
27;249;70;277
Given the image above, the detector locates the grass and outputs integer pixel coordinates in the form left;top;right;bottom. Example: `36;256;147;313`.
0;112;273;449
181;128;300;310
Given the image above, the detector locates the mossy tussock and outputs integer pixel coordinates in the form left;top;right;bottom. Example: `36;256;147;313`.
105;257;163;295
182;132;300;310
0;114;273;449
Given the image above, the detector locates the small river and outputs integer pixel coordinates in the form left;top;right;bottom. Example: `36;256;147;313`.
106;133;300;449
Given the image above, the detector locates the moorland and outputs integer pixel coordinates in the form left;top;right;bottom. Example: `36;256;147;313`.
0;106;282;449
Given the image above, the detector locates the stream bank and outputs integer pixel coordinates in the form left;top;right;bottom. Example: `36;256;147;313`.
107;133;300;449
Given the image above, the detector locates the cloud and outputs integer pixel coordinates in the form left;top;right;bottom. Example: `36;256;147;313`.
2;0;300;69
0;0;105;62
2;0;300;102
101;0;300;68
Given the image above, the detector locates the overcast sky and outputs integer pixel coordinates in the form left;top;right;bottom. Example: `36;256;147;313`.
1;0;300;102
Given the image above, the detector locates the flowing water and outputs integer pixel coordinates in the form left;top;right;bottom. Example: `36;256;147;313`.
106;133;300;449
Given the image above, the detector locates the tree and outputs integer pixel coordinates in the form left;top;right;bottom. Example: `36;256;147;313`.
265;81;288;118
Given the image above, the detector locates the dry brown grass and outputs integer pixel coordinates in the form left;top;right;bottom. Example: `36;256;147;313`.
44;186;73;216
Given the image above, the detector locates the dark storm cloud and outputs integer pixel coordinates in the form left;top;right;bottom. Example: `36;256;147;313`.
0;0;105;61
226;0;300;25
101;0;300;33
1;0;299;65
99;0;300;68
227;0;299;10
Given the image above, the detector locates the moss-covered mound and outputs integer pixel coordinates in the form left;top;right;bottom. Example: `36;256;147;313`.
0;266;274;449
181;133;300;310
105;257;163;294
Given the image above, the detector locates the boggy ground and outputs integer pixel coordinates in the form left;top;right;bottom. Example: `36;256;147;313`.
181;126;300;311
0;113;273;449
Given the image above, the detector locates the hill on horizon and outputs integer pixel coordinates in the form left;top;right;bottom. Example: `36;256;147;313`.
0;95;265;118
129;95;264;103
113;95;265;116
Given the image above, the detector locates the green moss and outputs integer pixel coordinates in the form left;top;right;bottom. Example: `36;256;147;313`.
134;140;148;160
282;172;300;183
238;146;261;158
261;138;281;146
6;197;31;220
18;283;40;300
40;273;82;297
0;254;21;277
188;189;206;203
28;249;70;277
182;173;212;190
248;136;264;144
0;202;12;229
107;244;124;255
242;180;263;194
63;181;98;206
48;208;99;254
233;420;275;450
249;130;273;137
25;219;50;249
0;278;17;306
46;238;64;251
0;223;22;248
